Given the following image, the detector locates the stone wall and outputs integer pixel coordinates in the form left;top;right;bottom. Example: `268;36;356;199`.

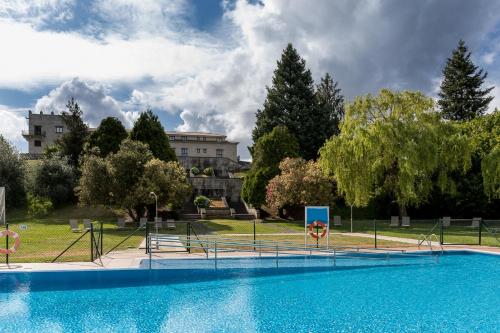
189;177;243;202
179;157;240;177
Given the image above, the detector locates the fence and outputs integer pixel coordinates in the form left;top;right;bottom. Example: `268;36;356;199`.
1;217;499;264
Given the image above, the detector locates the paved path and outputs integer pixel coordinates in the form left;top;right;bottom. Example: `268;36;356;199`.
138;235;187;252
342;232;441;246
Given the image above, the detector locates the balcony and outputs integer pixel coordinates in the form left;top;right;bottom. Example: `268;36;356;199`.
22;130;46;139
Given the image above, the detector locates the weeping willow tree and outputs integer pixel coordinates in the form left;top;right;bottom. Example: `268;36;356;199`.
319;89;471;216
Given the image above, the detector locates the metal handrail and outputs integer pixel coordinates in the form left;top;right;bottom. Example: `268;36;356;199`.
146;233;439;270
151;234;407;253
418;233;443;253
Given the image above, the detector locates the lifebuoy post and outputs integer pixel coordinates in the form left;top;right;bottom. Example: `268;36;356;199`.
304;206;330;250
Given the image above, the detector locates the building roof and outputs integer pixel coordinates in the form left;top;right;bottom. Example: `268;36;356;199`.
165;131;226;137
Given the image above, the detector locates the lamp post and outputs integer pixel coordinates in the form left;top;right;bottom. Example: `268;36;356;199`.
350;204;353;233
150;192;158;249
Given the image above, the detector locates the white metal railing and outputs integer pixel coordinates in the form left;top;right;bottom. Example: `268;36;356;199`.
417;233;443;253
147;234;440;270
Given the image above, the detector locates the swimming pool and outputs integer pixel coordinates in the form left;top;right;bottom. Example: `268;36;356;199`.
0;251;498;332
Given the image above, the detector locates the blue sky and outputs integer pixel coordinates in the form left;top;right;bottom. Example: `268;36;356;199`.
1;0;500;160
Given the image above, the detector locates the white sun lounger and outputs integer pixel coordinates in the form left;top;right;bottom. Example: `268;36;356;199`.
333;215;342;226
390;216;399;227
116;218;126;229
83;219;92;230
401;216;410;227
166;219;176;230
69;219;80;232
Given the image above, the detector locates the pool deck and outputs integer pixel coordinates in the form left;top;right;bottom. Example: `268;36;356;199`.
0;244;498;272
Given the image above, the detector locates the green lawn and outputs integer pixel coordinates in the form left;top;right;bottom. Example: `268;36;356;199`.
2;208;498;263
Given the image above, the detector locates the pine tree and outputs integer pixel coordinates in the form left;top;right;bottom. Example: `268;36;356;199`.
252;43;318;160
57;97;89;167
316;72;345;137
438;40;493;121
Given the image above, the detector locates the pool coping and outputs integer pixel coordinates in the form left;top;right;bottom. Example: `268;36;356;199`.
0;247;499;273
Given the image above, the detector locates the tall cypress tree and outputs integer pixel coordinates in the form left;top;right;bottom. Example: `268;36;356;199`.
316;72;345;138
252;43;318;160
438;40;493;121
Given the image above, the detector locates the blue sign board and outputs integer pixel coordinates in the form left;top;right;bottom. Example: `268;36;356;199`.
305;206;329;226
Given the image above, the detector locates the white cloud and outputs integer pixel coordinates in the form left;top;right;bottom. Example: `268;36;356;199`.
34;77;138;128
1;0;500;159
0;107;28;151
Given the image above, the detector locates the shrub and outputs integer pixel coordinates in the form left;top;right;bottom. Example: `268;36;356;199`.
27;193;53;217
203;167;214;176
191;167;200;175
33;155;76;206
194;195;211;209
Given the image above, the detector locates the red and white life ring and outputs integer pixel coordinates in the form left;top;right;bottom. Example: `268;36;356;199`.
308;220;328;239
0;230;21;254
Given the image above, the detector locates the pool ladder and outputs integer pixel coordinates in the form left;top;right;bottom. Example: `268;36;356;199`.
418;233;443;254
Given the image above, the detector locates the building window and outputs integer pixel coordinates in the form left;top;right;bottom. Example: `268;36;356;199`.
56;126;63;133
34;125;42;135
181;148;188;156
181;136;187;141
203;148;207;153
170;136;175;141
216;149;223;157
217;137;223;142
34;140;42;147
202;137;206;141
196;148;200;153
196;136;200;141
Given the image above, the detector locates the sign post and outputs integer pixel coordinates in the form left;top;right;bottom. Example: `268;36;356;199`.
0;187;5;225
304;206;330;249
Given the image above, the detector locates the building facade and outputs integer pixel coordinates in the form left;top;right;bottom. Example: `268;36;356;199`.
22;113;244;202
166;131;239;177
22;111;66;156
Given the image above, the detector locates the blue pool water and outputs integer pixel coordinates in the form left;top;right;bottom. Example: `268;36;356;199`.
0;251;498;333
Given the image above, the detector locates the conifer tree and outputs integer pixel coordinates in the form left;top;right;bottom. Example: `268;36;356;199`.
316;72;345;137
57;97;89;167
252;43;318;159
438;40;493;120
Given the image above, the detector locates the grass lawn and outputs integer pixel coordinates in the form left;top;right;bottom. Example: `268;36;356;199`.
3;207;498;263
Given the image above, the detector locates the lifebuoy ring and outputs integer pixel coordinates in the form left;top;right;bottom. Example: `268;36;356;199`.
308;220;327;239
0;230;21;254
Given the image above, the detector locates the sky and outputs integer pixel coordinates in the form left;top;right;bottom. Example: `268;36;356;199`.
1;0;500;160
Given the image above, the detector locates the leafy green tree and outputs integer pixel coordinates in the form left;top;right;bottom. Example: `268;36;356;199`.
438;40;494;121
316;72;344;137
252;43;319;159
0;135;25;208
57;97;89;166
78;140;190;220
130;110;176;162
252;125;299;173
266;158;333;210
467;111;500;201
242;126;300;207
33;155;76;206
241;167;274;208
319;89;471;216
87;117;128;156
